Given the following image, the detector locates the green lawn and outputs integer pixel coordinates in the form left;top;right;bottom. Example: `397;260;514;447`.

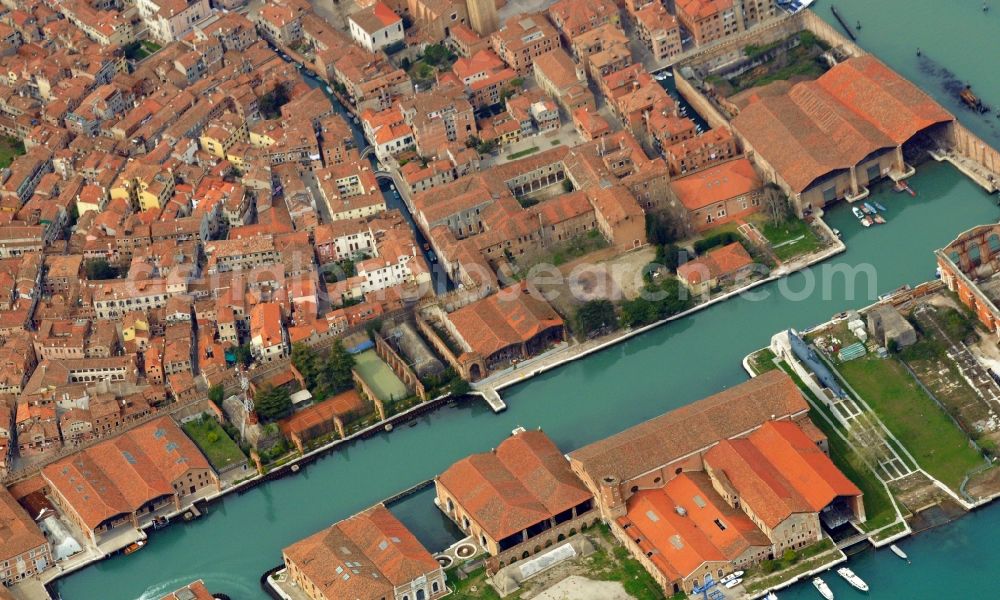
747;348;779;375
809;407;897;531
354;350;408;403
0;136;24;169
182;417;246;471
582;525;669;600
446;567;506;599
761;218;822;261
508;146;540;160
836;355;984;490
770;356;899;530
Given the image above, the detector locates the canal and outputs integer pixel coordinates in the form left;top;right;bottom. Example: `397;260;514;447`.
55;3;1000;599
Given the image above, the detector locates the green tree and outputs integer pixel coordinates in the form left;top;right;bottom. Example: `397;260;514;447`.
645;213;675;246
449;377;471;396
561;178;574;192
619;278;692;328
253;384;292;421
655;243;685;272
233;344;253;367
208;384;225;407
291;343;320;388
259;83;291;119
422;44;454;66
85;258;118;280
320;341;356;396
574;299;617;337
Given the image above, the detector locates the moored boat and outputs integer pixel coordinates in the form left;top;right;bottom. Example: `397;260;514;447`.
861;216;873;227
123;540;146;555
873;214;886;224
890;544;910;563
874;201;887;212
766;593;779;600
863;202;877;214
724;578;742;589
720;570;744;584
813;576;834;600
852;206;865;219
836;567;869;592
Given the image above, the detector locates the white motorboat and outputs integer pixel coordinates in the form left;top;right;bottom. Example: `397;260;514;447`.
890;544;910;563
837;567;869;592
719;570;744;584
812;576;834;600
724;578;742;589
766;593;779;600
852;206;865;219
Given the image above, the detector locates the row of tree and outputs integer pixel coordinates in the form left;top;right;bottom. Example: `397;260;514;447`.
291;341;356;401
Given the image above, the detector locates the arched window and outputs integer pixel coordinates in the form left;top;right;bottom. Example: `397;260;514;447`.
989;233;1000;254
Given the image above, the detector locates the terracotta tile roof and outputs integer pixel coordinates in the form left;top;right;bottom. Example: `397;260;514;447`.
283;504;440;599
733;56;952;193
676;242;753;286
815;55;953;145
0;486;47;561
42;416;212;531
279;389;365;437
351;1;401;35
676;0;733;19
704;421;861;529
158;580;213;600
619;472;768;581
733;81;892;192
439;430;591;540
445;286;563;359
669;158;760;210
568;370;808;485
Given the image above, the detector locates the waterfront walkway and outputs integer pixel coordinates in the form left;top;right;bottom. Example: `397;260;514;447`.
930;148;998;193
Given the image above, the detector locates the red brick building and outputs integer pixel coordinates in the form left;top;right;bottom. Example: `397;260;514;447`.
436;429;596;572
668;157;763;233
937;224;1000;332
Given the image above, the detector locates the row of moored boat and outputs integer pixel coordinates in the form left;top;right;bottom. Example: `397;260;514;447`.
801;544;909;599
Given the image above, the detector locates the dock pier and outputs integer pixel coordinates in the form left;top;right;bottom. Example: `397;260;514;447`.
475;388;507;413
830;6;857;41
930;149;998;193
383;479;434;506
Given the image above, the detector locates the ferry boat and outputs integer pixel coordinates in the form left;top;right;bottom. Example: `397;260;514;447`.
852;206;865;219
836;567;869;592
812;576;834;600
890;544;910;563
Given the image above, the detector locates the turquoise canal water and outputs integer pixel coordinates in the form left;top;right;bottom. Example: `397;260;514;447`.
54;3;1000;599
